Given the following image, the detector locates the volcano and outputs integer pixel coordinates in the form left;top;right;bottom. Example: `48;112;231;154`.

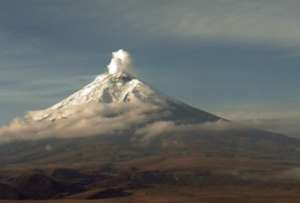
0;49;299;167
26;49;220;124
1;50;300;201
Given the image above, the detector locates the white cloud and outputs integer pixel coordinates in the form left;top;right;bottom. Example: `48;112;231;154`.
135;120;240;142
0;98;241;144
0;101;168;143
107;49;133;75
220;107;300;137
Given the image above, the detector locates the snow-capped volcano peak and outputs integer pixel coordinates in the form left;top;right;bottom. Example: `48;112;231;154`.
0;49;222;145
27;50;163;121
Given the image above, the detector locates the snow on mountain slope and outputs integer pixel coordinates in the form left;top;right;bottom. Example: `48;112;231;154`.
27;72;164;121
0;49;222;143
27;50;167;121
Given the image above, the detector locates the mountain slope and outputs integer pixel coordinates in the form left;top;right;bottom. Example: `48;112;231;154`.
26;63;220;124
0;49;300;167
27;72;220;124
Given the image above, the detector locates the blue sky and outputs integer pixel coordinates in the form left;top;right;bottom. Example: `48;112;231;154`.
0;0;300;136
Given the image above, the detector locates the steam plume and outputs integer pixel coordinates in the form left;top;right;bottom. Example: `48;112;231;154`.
107;49;132;74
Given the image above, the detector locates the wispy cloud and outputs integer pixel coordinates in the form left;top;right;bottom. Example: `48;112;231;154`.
135;120;238;142
220;106;300;137
0;100;237;144
2;1;300;47
0;101;165;143
107;0;300;47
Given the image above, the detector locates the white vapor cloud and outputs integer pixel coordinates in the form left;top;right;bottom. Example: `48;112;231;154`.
107;49;133;75
0;99;240;144
220;108;300;137
0;101;166;143
135;120;239;142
